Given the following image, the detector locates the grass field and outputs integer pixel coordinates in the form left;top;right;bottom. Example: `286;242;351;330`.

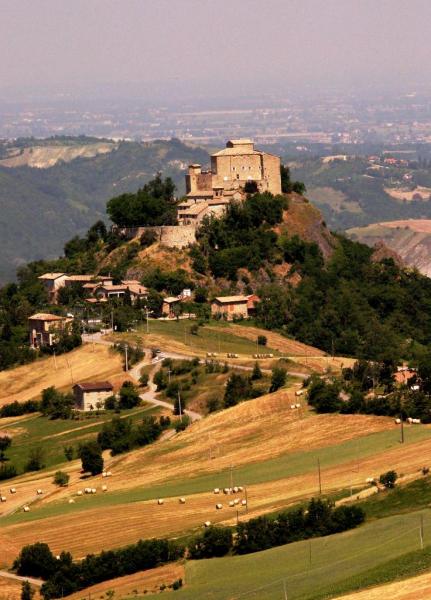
154;510;431;600
0;575;40;600
1;403;162;472
0;344;125;406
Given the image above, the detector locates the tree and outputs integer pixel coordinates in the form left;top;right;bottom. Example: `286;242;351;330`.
189;526;233;559
223;373;252;407
79;441;104;476
251;362;263;381
257;335;267;347
63;445;74;461
21;580;35;600
14;542;57;579
139;371;149;387
0;435;11;462
53;470;70;487
379;470;398;489
25;447;45;472
269;367;287;392
119;381;140;409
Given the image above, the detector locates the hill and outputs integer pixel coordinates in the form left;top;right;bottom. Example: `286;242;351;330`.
348;220;431;277
290;156;431;232
0;137;209;283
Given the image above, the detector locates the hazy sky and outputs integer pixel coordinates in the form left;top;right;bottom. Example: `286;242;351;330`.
2;0;431;98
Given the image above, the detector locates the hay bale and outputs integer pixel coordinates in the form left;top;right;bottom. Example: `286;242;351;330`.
36;489;43;495
107;471;112;477
179;497;186;504
216;503;223;509
23;506;30;512
68;499;75;504
91;488;97;494
0;496;6;502
213;488;220;494
233;486;239;493
77;491;83;496
229;500;235;507
157;498;164;505
238;486;244;492
102;485;108;492
241;499;247;506
233;498;239;505
10;488;16;494
204;521;211;527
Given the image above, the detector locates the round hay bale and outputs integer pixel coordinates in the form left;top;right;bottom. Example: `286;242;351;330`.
68;499;75;504
216;503;223;510
36;489;43;495
233;486;239;493
241;499;247;506
102;485;108;492
10;488;16;494
107;471;112;477
213;488;220;494
228;500;235;507
91;488;97;494
179;497;186;504
238;486;244;492
233;498;239;505
77;490;83;496
157;499;164;505
204;520;211;527
102;471;107;478
23;506;30;512
0;496;6;502
223;488;229;495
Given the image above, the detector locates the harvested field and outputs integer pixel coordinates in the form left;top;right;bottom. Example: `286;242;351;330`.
335;571;431;600
384;186;431;202
0;575;40;600
0;344;124;406
65;564;184;599
382;219;431;233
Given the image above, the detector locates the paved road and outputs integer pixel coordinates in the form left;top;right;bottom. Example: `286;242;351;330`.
0;570;43;586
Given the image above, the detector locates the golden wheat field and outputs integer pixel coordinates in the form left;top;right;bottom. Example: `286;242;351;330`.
0;344;125;406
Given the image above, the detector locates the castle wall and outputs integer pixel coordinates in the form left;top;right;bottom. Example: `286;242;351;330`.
116;225;196;248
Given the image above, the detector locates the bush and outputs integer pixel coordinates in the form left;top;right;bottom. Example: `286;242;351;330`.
0;463;17;480
0;435;12;461
25;447;45;472
257;335;267;347
14;542;57;579
269;367;287;392
380;470;398;489
189;526;233;559
78;441;104;475
63;445;74;461
53;471;70;487
139;372;149;387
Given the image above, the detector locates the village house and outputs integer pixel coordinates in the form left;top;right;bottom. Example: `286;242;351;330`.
73;381;114;411
211;295;249;321
38;273;69;303
92;280;148;304
162;296;181;318
28;313;73;348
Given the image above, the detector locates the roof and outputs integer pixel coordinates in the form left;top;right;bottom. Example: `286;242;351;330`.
66;275;96;282
38;273;66;280
74;381;113;392
178;202;209;216
212;147;260;157
163;296;180;304
127;284;148;295
122;279;141;286
213;295;248;304
28;313;67;322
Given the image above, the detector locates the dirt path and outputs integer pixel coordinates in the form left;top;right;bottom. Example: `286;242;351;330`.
0;570;42;586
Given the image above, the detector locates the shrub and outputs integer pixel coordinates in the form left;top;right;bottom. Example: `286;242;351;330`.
53;471;70;487
139;372;149;387
78;441;104;476
63;445;74;461
25;447;45;472
379;470;398;489
269;367;287;392
189;526;233;559
0;463;17;480
257;335;267;347
0;435;12;461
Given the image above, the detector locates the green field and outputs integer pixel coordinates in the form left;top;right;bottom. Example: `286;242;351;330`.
122;319;279;357
156;509;431;599
3;424;430;527
2;403;162;472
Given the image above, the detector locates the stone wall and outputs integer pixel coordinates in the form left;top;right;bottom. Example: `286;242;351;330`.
116;225;196;248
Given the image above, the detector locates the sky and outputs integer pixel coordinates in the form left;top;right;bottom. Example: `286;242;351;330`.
2;0;431;100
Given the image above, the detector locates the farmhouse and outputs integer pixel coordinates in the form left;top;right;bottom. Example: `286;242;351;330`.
211;295;249;320
38;273;68;303
92;281;148;304
28;313;73;348
73;381;114;411
162;296;181;317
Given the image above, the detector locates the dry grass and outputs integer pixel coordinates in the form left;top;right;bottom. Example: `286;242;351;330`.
335;571;431;600
382;219;431;233
0;344;124;406
384;186;431;202
64;564;184;599
0;576;41;600
210;323;324;357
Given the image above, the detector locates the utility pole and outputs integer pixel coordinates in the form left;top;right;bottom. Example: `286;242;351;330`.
317;458;322;495
420;514;424;550
125;344;129;372
177;390;182;419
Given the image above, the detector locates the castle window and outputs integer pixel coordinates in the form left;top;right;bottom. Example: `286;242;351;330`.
236;174;240;180
232;166;236;171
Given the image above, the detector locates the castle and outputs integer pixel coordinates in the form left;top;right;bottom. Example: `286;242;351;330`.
177;139;281;225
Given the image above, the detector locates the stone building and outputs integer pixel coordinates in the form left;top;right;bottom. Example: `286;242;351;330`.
178;139;281;225
211;295;250;321
73;381;114;411
28;313;73;348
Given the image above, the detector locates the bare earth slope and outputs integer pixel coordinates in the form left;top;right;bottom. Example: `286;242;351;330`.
348;219;431;277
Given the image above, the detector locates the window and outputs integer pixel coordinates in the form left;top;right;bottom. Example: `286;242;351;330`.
236;174;240;179
232;166;236;171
